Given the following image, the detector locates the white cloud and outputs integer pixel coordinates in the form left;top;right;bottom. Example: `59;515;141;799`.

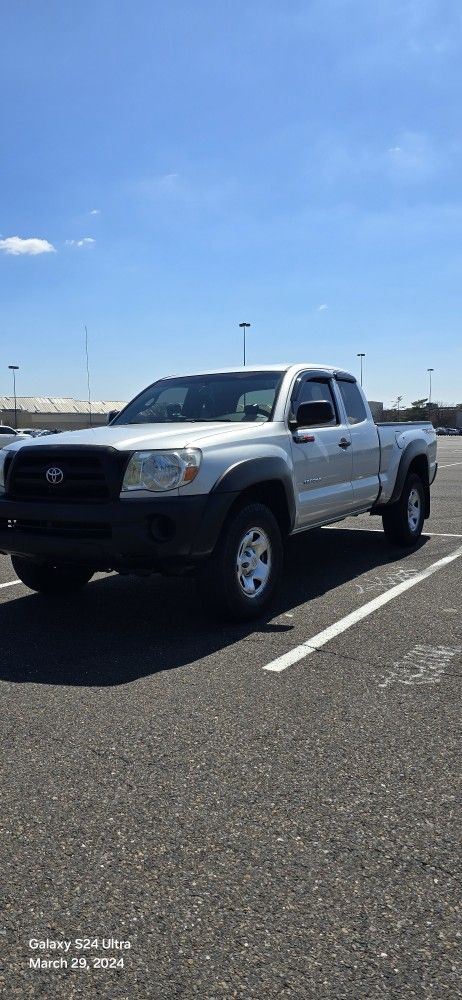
311;130;440;192
65;237;95;247
89;208;101;215
317;303;328;311
387;132;435;175
0;236;56;256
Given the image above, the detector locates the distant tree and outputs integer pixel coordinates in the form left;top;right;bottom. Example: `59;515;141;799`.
411;398;428;409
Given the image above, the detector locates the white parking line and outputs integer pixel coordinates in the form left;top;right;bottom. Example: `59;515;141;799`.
0;580;21;591
439;462;462;468
263;544;462;673
423;532;462;538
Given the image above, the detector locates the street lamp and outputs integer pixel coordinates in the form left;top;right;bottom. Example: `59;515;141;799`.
239;322;251;366
8;365;19;429
427;368;434;406
357;353;365;386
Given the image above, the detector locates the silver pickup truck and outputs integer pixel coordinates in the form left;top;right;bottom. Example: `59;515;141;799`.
0;364;437;619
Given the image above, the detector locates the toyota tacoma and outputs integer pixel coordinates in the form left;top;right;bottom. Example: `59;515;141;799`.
0;364;437;619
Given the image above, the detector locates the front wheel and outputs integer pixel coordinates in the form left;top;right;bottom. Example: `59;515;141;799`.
382;472;426;546
11;556;94;594
196;502;283;620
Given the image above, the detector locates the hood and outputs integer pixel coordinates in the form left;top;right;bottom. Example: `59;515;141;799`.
4;421;265;453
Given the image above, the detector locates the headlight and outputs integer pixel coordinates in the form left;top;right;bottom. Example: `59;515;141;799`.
121;449;201;493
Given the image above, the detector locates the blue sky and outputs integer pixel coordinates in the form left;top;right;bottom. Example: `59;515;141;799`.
1;0;461;406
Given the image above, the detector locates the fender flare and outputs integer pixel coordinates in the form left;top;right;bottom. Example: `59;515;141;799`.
212;457;296;528
190;458;296;560
373;441;431;516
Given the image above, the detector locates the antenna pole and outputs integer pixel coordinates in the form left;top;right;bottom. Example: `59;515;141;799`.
84;325;93;427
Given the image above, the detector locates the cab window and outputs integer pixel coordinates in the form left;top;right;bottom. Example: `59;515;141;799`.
337;381;367;425
293;379;338;425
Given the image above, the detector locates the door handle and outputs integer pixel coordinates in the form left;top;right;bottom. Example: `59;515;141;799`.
338;438;351;449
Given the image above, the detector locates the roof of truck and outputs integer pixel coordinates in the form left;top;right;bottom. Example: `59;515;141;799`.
161;363;346;377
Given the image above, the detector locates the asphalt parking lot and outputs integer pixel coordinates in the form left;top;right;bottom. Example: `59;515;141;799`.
1;438;461;1000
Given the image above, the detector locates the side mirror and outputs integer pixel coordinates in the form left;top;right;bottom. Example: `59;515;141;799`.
107;410;120;424
295;400;334;428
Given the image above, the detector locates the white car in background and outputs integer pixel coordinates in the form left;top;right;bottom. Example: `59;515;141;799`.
0;426;31;448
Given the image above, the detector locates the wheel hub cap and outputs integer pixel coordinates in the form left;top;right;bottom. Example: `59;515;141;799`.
407;488;421;531
236;527;272;599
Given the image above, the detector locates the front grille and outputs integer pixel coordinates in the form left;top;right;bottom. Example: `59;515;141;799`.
0;518;111;540
6;446;125;503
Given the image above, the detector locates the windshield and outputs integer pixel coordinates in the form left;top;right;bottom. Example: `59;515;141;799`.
114;371;284;425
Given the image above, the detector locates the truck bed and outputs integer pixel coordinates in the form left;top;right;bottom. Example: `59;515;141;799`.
375;421;437;505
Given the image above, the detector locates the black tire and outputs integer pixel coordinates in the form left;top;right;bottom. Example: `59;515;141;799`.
196;502;283;621
11;556;94;594
382;472;425;546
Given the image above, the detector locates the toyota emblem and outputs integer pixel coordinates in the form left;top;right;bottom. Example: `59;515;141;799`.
46;467;64;485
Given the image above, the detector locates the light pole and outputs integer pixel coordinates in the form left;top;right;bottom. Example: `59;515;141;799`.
357;353;365;386
8;365;19;429
427;368;434;406
239;322;251;366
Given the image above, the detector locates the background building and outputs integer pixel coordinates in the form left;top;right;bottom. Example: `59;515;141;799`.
367;401;384;421
381;403;462;427
0;397;126;432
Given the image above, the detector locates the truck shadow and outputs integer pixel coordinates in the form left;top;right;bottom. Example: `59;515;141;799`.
0;527;429;687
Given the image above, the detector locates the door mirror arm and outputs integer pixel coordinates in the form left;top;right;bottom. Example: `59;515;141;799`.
288;410;298;432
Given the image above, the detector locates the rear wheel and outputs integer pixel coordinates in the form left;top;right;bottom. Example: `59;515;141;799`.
11;556;94;594
382;472;425;546
196;502;283;620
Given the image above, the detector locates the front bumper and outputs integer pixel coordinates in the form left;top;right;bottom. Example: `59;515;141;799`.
0;493;236;572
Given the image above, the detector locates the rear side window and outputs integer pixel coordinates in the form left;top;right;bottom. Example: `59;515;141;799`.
294;379;337;425
337;381;367;425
